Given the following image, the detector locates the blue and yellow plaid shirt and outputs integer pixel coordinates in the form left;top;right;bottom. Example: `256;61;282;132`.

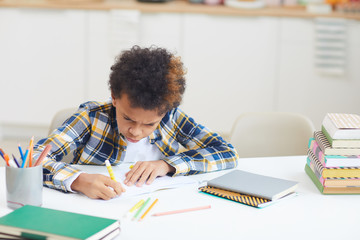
34;100;239;192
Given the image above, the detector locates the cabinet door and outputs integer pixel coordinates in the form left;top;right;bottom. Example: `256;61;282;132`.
0;9;86;125
276;18;360;128
86;11;182;102
139;13;182;52
182;14;279;134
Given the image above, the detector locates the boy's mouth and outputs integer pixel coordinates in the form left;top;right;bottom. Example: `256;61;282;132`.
126;137;139;143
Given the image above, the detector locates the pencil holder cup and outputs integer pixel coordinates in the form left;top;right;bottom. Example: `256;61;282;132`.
5;165;43;209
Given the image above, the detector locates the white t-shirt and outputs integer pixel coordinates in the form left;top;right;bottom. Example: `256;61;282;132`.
66;136;164;191
123;137;165;163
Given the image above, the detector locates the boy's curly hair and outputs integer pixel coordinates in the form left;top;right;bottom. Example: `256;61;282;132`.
109;46;186;115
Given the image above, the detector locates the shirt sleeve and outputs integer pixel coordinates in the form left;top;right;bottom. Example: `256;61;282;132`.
163;108;239;176
32;107;92;192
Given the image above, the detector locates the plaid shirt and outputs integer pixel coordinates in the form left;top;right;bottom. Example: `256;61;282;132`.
34;100;239;192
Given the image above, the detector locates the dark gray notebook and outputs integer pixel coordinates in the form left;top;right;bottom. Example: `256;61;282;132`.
207;170;298;200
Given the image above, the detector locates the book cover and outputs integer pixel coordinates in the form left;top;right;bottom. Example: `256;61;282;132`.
0;205;120;240
322;113;360;140
206;170;298;201
307;149;360;178
198;186;296;208
308;137;360;167
305;164;360;194
314;131;360;156
199;186;271;208
322;126;360;148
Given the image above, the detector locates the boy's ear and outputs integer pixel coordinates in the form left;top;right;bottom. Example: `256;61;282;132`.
111;94;116;107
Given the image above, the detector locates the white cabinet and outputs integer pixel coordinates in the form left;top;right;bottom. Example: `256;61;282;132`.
276;18;360;128
0;7;359;139
0;8;86;125
86;11;183;102
182;14;279;133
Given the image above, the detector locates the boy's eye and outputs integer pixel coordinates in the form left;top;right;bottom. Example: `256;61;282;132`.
124;116;132;121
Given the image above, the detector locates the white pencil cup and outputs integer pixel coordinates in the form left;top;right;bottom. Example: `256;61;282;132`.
6;165;43;209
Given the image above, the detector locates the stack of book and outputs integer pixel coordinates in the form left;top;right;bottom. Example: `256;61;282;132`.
305;113;360;194
199;170;298;208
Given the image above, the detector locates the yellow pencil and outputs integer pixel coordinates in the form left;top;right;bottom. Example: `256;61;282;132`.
105;160;116;181
139;198;159;221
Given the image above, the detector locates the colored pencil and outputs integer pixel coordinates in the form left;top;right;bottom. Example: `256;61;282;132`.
21;149;29;168
123;199;145;218
18;144;25;162
34;144;52;166
139;198;158;221
152;205;211;217
28;136;34;167
0;148;10;166
132;197;151;221
12;154;20;168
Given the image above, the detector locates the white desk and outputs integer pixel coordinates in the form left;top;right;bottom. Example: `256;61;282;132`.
1;156;360;240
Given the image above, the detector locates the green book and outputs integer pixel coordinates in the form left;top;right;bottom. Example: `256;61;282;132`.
0;205;120;240
322;126;360;148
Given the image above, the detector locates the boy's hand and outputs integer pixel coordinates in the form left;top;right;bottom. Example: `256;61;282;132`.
124;160;175;187
71;173;125;200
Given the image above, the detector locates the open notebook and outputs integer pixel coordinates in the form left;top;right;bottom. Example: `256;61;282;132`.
73;164;197;198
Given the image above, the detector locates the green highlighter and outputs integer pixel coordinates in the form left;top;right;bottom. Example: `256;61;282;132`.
132;197;151;221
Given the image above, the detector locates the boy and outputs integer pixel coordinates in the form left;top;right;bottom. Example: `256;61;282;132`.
33;46;238;200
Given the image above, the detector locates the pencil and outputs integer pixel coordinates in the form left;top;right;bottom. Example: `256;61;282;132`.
34;144;52;166
0;148;10;166
139;198;158;221
28;136;34;167
21;149;29;168
12;154;20;168
18;144;25;162
152;205;211;217
132;197;150;221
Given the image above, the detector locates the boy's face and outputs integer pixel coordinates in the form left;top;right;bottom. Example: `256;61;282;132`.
112;94;165;143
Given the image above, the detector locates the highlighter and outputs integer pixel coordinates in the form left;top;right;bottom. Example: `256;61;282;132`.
105;160;116;181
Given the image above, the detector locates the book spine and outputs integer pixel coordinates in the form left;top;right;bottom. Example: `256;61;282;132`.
306;158;325;185
307;149;325;174
309;138;329;167
307;149;360;177
321;126;334;146
305;164;324;193
314;131;332;154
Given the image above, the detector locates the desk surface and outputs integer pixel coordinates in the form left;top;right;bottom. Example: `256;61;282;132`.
1;156;360;240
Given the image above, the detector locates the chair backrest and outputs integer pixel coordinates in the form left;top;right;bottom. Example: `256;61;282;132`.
48;108;78;163
229;112;315;158
48;108;78;135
